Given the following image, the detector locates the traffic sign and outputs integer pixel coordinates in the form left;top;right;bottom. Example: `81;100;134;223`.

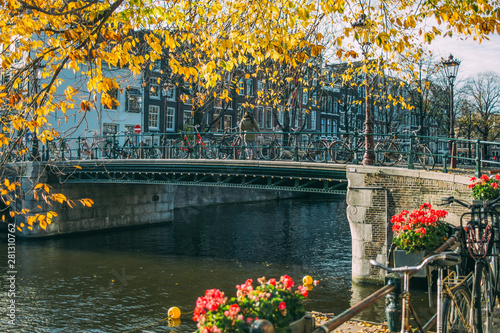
134;124;142;134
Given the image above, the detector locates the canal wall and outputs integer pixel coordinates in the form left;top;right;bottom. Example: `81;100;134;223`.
14;162;299;237
346;165;471;284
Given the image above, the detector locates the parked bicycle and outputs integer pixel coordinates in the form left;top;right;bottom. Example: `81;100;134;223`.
140;138;162;159
375;127;435;170
258;128;282;161
441;196;500;333
215;127;253;160
79;130;102;159
371;252;472;333
48;137;72;161
329;131;365;164
103;132;138;159
173;125;216;159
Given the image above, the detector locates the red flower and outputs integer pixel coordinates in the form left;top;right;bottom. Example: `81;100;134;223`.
278;302;286;310
470;176;477;182
492;183;499;189
280;275;294;289
268;278;276;286
495;174;500;180
481;174;490;182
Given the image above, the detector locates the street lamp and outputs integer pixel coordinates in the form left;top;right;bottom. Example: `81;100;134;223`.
352;14;375;165
442;54;460;168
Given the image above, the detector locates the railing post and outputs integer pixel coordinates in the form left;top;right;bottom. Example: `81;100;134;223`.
193;133;199;159
294;133;299;162
352;132;359;165
385;273;402;333
407;132;414;170
77;137;81;160
475;139;481;178
442;153;448;173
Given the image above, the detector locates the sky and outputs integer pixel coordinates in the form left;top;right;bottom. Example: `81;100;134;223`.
429;34;500;79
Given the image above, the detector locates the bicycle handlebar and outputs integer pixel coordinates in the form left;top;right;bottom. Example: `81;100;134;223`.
441;196;500;209
370;252;459;274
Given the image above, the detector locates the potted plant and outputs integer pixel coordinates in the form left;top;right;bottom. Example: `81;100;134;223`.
390;203;449;277
469;174;500;201
193;275;313;332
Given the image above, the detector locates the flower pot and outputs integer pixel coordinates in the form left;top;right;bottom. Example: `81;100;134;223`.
393;249;430;278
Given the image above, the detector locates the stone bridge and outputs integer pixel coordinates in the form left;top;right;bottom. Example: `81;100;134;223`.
10;160;473;283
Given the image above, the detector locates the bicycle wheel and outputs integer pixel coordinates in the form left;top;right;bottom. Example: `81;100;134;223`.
441;285;472;333
216;138;233;159
122;141;138;159
414;144;435;171
375;141;400;166
173;138;189;159
147;147;162;159
307;140;328;162
80;142;94;160
329;141;351;164
59;142;72;161
473;262;493;333
260;140;282;161
201;140;216;159
104;141;117;159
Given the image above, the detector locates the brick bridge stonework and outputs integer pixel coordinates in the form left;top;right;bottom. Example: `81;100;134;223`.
346;165;471;284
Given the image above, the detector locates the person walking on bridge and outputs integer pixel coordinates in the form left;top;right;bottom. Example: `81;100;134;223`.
239;111;260;159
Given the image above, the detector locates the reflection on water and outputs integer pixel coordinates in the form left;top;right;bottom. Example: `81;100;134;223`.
0;197;387;332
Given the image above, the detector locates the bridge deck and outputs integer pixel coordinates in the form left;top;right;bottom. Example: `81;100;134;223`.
48;159;348;195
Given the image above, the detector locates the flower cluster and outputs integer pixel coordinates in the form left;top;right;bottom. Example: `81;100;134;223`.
193;275;308;332
391;203;449;253
469;174;500;200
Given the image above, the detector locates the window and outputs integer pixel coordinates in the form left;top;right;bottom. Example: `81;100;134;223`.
321;118;326;134
165;107;175;131
246;79;253;96
103;88;119;110
302;89;308;105
328;96;333;113
238;79;244;95
148;105;159;130
151;60;161;72
126;88;142;113
224;115;232;130
257;80;264;92
237;103;244;120
165;87;176;101
103;123;118;135
327;119;332;134
311;111;316;130
266;108;272;129
257;107;264;129
278;106;284;127
333;120;338;135
183;111;193;127
149;78;160;99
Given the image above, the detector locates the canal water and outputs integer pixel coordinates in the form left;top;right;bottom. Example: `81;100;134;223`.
0;197;389;332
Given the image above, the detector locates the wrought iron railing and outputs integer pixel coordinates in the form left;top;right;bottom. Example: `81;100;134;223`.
9;130;498;176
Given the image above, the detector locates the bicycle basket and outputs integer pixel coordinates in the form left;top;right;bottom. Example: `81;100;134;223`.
465;221;494;259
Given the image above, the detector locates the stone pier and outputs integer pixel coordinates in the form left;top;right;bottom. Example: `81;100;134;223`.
346;165;471;284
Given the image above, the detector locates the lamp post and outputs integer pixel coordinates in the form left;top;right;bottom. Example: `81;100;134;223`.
442;54;460;168
352;14;375;165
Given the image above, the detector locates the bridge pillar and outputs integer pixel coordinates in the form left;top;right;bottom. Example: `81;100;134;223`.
346;165;470;284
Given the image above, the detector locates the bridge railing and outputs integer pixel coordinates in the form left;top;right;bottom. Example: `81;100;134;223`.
20;130;499;174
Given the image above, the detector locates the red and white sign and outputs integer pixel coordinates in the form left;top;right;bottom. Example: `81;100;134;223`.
134;124;142;134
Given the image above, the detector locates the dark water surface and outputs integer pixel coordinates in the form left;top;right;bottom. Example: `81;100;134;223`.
0;197;388;332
